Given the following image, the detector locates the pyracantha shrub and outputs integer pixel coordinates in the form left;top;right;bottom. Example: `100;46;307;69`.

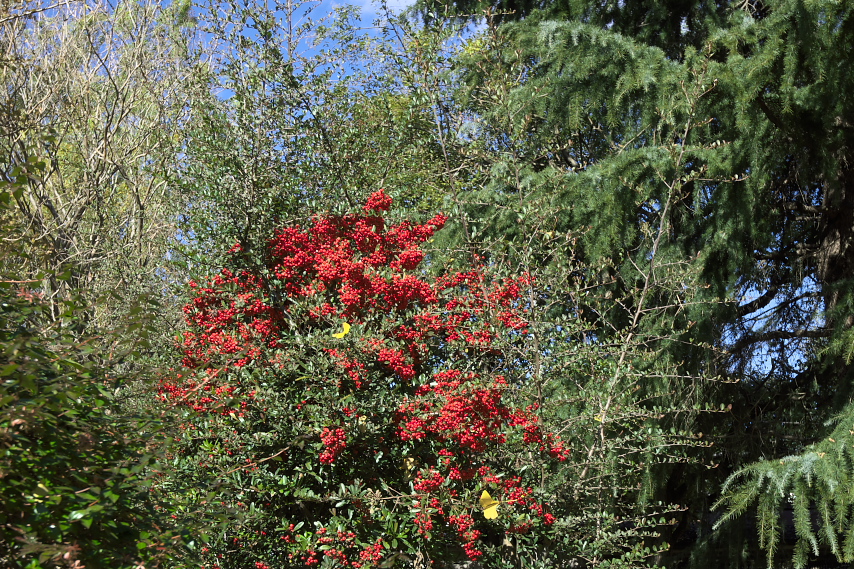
160;190;569;568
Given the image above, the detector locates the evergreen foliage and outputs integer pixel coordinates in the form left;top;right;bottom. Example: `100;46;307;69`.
430;0;854;566
715;408;854;569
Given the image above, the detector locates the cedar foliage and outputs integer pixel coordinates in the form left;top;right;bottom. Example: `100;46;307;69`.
427;0;854;566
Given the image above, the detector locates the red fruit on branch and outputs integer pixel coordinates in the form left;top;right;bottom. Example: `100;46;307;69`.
161;190;567;566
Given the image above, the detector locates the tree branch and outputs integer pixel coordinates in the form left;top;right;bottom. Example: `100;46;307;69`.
728;328;830;354
735;285;779;317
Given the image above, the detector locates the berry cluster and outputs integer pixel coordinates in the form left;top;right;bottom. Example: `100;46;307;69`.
319;427;347;464
281;528;383;568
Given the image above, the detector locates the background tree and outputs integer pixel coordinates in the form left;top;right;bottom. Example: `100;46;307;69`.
172;0;458;277
0;138;191;569
1;0;199;327
1;4;205;567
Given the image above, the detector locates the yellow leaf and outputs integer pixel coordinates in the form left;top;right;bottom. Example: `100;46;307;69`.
480;490;499;519
332;322;351;339
402;457;417;480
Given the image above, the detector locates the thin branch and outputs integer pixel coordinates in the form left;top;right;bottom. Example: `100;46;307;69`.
728;328;831;354
0;1;77;25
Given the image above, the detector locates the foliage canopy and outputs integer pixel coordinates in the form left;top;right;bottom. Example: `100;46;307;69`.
5;0;854;567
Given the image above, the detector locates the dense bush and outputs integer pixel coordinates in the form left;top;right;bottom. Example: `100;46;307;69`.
0;153;186;568
159;191;571;567
0;271;184;569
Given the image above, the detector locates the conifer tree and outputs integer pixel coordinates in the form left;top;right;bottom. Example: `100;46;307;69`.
420;0;854;566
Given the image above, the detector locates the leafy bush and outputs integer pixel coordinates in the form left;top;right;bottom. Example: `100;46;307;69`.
0;161;186;569
161;191;571;568
0;288;170;568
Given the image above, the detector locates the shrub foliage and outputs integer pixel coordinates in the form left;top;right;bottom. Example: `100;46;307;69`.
160;191;570;567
